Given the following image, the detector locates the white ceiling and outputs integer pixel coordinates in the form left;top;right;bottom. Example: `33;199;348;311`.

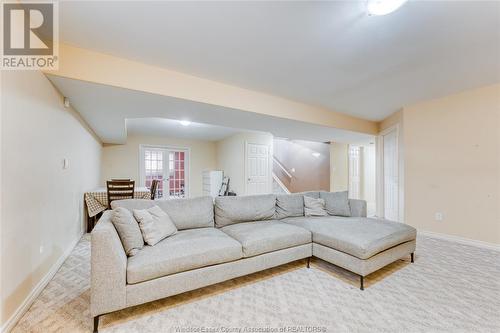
46;75;374;144
126;118;244;141
59;1;500;121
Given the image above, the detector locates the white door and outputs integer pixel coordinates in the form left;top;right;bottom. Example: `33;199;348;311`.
383;129;399;221
246;143;270;195
141;146;189;199
348;145;362;199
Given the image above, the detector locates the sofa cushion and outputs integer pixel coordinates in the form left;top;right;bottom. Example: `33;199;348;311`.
220;220;311;257
320;191;351;217
110;207;144;256
274;192;321;219
215;194;276;227
298;191;321;199
111;196;214;230
275;194;304;219
283;216;416;260
127;228;242;284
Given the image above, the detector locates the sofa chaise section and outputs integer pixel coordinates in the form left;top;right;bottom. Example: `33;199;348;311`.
283;215;416;289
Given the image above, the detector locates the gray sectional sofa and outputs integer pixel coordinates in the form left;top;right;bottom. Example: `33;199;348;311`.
91;192;416;332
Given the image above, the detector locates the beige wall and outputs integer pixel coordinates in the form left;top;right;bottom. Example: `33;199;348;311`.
1;71;102;327
402;84;500;244
330;142;349;192
101;135;217;198
216;132;273;196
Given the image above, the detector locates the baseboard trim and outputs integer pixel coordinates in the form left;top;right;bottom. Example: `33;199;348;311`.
1;233;83;333
419;230;500;252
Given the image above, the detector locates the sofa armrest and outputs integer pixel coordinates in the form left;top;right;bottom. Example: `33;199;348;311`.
90;211;127;316
349;199;367;217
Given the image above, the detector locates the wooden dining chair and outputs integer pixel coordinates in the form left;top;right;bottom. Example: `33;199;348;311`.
150;179;159;200
106;180;135;208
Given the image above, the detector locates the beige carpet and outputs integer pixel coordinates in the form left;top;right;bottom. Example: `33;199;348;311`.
11;234;500;333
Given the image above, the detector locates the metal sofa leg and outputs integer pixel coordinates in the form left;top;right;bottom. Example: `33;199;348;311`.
93;315;99;333
411;253;414;263
360;275;364;290
306;257;311;268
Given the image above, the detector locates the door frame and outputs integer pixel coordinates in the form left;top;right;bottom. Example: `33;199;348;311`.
139;144;191;198
376;124;404;222
244;141;272;195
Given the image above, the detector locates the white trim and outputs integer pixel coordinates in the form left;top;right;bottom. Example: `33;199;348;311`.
272;173;290;194
419;230;500;252
1;233;83;333
139;144;191;198
272;156;292;179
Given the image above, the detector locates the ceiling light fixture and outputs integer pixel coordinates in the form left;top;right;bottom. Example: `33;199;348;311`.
367;0;408;16
312;152;321;158
179;120;191;126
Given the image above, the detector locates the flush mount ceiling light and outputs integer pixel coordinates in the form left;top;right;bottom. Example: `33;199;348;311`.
179;120;191;126
367;0;408;16
312;152;321;158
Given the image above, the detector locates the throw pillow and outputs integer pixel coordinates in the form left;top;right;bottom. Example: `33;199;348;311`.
133;206;178;246
111;207;144;256
304;196;328;216
320;191;351;217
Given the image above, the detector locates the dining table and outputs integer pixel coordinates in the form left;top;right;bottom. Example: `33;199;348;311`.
84;186;151;231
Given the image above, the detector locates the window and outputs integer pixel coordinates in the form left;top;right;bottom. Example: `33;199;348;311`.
140;145;189;199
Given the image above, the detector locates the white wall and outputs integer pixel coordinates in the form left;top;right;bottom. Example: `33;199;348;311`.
216;132;273;195
1;71;102;328
101;135;217;198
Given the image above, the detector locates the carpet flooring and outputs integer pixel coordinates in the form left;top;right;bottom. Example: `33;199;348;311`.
11;234;500;333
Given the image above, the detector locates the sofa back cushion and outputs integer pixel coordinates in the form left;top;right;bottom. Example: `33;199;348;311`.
215;194;276;227
274;192;321;219
275;194;304;219
320;191;351;217
111;196;214;230
298;191;321;199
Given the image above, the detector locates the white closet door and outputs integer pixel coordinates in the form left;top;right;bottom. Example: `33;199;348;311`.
383;129;399;221
246;143;270;195
348;146;361;199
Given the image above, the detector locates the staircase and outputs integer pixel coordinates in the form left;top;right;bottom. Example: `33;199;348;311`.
272;173;289;194
272;156;292;194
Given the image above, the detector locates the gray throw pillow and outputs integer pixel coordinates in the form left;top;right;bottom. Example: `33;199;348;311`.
275;194;305;219
133;206;178;246
111;207;144;256
304;196;327;216
320;191;351;217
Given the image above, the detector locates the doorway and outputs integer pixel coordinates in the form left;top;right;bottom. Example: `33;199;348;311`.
245;142;271;195
140;145;189;199
378;126;400;221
